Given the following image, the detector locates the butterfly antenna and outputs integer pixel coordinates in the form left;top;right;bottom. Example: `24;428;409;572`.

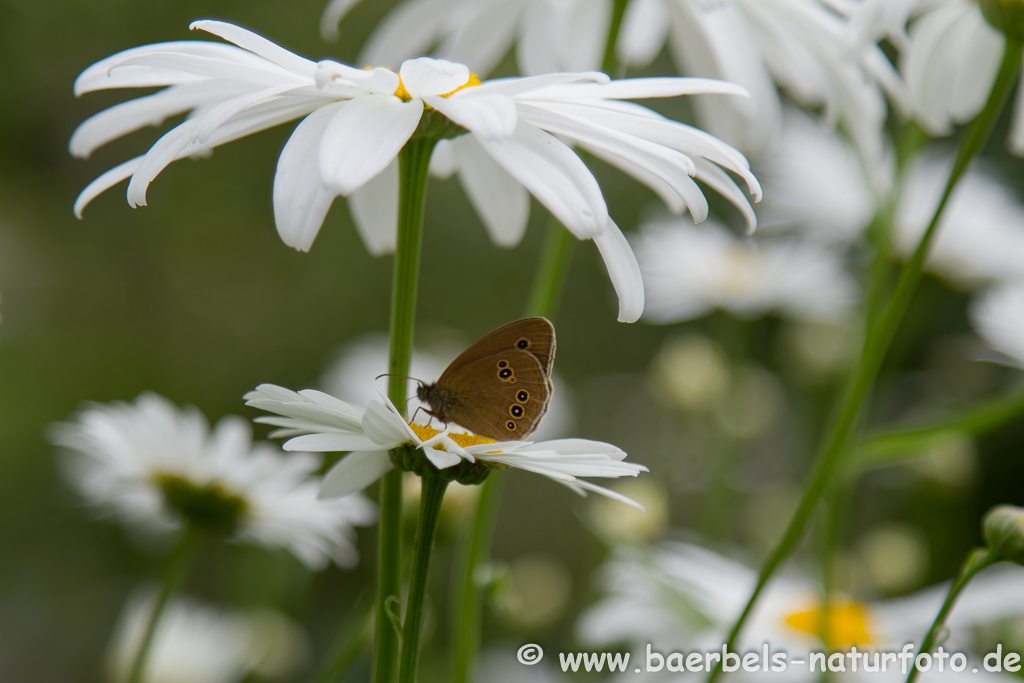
375;373;424;388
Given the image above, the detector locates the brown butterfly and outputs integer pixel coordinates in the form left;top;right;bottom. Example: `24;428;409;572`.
416;317;555;441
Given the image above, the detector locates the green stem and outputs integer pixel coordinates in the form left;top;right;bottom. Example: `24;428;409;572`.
397;471;449;683
374;136;438;683
128;526;200;683
450;473;503;683
601;0;631;76
311;597;374;683
904;549;997;683
706;38;1023;683
857;383;1024;466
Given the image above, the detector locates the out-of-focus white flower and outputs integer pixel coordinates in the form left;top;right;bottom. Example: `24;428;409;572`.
322;0;611;77
971;284;1024;367
244;384;647;507
108;590;308;683
579;542;1024;680
51;393;376;569
328;0;907;164
319;331;575;439
894;153;1024;286
757;108;882;242
887;0;1024;154
618;0;908;165
636;217;857;324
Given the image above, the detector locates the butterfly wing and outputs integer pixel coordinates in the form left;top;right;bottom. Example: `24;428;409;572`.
441;317;555;378
438;349;553;441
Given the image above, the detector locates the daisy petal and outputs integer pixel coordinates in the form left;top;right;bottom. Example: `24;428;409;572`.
319;450;394;499
320;0;365;41
399;57;470;98
319;95;423;195
424;92;517;140
477;123;607;238
273;104;342;252
348;159;399;256
282;433;379;453
594;220;645;323
362;401;415;449
422;446;463;469
451;136;530;247
74;157;142;218
190;20;316;77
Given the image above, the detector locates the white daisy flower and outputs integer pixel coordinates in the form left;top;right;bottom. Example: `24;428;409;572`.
885;0;1024;154
756;108;882;244
108;589;308;683
51;393;376;570
617;0;909;165
635;217;858;324
319;330;576;439
579;542;1024;681
71;21;762;322
322;0;611;77
894;153;1024;286
243;383;647;507
970;284;1024;368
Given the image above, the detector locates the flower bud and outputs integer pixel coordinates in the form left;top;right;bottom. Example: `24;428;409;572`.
983;504;1024;564
979;0;1024;42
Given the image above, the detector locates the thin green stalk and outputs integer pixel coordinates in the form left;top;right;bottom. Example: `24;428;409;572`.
706;39;1024;683
450;473;503;683
448;9;634;679
374;136;438;683
817;478;852;663
601;0;631;77
311;597;374;683
904;549;997;683
128;526;200;683
397;470;449;683
858;384;1024;465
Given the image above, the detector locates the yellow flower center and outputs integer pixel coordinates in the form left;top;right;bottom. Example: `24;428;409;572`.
393;73;481;102
783;600;874;649
408;422;496;449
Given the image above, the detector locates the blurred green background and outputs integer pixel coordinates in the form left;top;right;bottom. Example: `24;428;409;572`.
2;1;1023;681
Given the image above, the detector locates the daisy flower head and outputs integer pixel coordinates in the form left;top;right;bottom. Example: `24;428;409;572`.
243;383;647;508
71;21;762;322
970;283;1024;368
578;542;1024;680
51;393;376;569
635;217;858;324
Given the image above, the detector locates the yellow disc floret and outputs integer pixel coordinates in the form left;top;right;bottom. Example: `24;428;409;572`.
409;422;497;448
392;72;481;102
783;600;874;649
